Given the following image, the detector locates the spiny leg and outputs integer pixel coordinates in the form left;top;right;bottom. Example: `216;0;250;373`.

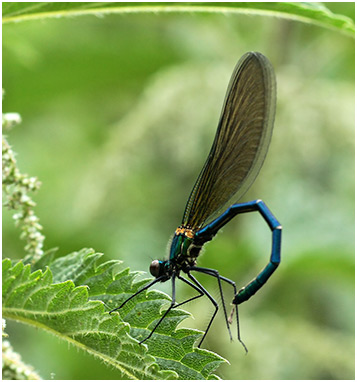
139;275;205;344
109;275;167;313
175;274;204;308
190;266;232;342
186;271;219;348
204;273;246;351
190;266;247;352
139;273;178;344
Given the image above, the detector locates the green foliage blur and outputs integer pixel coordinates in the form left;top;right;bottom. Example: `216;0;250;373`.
3;3;354;380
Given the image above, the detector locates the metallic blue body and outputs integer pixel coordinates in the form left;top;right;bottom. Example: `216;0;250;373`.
195;199;282;304
169;233;194;261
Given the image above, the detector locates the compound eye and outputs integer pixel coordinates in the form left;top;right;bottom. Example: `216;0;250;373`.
149;260;160;278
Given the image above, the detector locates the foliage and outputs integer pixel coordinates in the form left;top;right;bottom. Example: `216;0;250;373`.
2;126;44;263
2;2;354;36
2;319;41;380
3;249;226;379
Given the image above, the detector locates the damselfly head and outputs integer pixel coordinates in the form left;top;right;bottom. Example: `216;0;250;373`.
149;259;161;277
149;259;171;280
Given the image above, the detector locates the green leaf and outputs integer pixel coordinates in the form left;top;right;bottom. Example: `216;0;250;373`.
2;2;354;36
3;251;227;379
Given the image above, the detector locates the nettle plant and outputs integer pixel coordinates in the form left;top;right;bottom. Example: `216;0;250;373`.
3;111;224;380
2;3;354;380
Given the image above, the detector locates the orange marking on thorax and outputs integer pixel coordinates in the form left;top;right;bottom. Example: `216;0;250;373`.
175;226;195;239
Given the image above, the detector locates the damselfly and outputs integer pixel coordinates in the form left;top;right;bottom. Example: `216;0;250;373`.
110;52;282;350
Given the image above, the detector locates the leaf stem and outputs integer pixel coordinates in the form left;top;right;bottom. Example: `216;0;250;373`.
2;4;354;37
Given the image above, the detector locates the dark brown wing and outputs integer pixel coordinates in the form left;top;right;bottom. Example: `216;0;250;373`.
182;52;276;229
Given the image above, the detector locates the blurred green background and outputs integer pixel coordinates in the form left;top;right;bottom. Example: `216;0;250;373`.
3;3;354;380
